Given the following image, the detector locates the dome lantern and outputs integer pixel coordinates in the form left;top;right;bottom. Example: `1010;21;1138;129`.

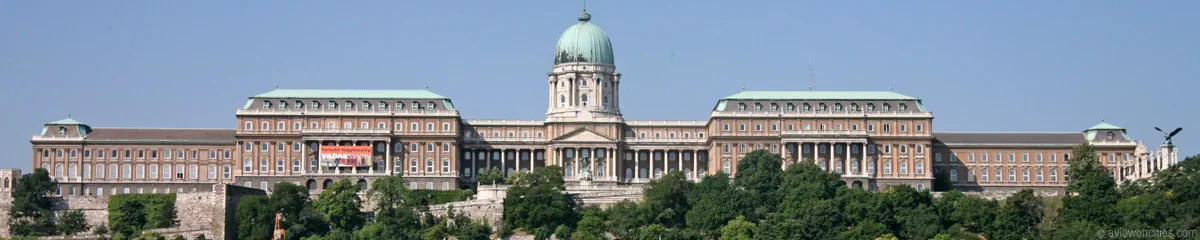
554;11;614;65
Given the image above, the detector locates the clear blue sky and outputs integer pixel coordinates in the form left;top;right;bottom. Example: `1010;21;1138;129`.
2;1;1196;171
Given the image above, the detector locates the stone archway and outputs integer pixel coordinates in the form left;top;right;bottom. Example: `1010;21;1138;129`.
323;179;334;189
306;179;316;191
851;181;863;189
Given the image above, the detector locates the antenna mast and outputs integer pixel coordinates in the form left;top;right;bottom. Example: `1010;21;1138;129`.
808;61;814;90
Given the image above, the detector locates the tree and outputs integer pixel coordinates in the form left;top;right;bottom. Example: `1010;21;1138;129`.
985;190;1043;240
111;200;147;238
731;150;784;221
55;210;89;235
8;168;58;237
313;180;365;233
476;167;505;186
570;212;606;240
718;216;755;240
503;166;577;233
685;172;737;236
235;195;272;240
94;223;110;240
1058;142;1119;227
642;170;693;227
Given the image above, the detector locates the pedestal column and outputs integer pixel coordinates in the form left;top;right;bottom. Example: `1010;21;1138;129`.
635;150;641;181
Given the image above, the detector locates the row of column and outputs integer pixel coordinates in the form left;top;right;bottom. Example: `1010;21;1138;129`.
554;147;617;181
463;148;545;181
784;142;868;176
627;149;707;181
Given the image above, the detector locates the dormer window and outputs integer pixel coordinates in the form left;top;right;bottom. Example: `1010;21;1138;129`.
770;103;779;111
1106;132;1115;140
737;103;747;111
312;101;320;109
882;103;891;112
296;101;304;109
412;101;421;110
345;101;354;109
58;127;67;136
899;103;907;112
280;101;288;108
328;101;337;109
785;103;795;111
834;103;844;111
396;102;405;110
866;103;875;112
263;100;272;109
363;101;371;110
851;103;860;111
803;103;812;111
754;103;763;111
380;101;388;110
817;103;827;111
428;101;437;109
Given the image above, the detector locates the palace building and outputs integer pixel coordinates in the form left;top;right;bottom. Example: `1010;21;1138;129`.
28;11;1177;196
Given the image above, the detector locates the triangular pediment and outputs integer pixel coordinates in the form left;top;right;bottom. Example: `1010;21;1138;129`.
553;128;615;143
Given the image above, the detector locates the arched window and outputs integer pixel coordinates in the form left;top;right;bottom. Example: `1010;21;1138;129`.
1050;169;1059;182
899;162;909;174
967;170;975;182
883;161;893;174
722;160;731;173
1008;169;1016;182
1022;169;1030;182
981;167;989;182
1036;169;1044;182
581;94;589;107
995;168;1003;182
559;95;566;106
915;162;924;174
949;168;958;182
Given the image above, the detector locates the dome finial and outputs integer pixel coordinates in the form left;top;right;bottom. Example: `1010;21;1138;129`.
578;0;591;21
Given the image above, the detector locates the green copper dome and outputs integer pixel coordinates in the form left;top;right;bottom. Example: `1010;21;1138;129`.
554;11;614;65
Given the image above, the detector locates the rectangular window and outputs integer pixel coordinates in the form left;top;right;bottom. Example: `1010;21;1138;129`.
261;143;269;152
208;166;217;179
149;165;158;179
189;165;198;179
223;165;232;179
163;165;172;179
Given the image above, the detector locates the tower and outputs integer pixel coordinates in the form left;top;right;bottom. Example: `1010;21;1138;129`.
546;10;623;122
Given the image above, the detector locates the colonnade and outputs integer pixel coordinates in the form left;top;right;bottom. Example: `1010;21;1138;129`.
461;148;546;182
783;141;870;176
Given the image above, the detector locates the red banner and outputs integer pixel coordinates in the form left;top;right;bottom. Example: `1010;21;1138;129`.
319;146;372;167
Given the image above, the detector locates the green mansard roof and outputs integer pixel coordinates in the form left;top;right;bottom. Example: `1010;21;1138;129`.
721;91;919;100
252;89;448;100
46;118;86;125
1086;121;1125;130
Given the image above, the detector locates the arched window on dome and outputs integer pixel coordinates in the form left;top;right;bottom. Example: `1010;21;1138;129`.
602;95;609;108
581;94;589;107
559;95;567;107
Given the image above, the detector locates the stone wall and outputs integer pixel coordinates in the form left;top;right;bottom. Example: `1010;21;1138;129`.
0;184;265;240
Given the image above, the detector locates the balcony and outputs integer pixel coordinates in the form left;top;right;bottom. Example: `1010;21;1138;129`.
464;136;546;143
301;128;391;135
31;135;84;141
782;130;869;137
623;138;708;144
625;120;707;126
465;119;544;126
236;107;459;117
711;110;933;118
